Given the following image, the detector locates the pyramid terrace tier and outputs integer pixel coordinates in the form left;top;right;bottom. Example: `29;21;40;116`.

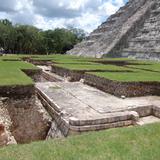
121;1;160;59
67;0;154;58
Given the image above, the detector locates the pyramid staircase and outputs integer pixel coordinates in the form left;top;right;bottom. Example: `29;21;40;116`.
122;1;160;59
67;0;160;60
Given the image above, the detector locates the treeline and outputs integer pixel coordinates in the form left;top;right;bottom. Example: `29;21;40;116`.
0;19;86;54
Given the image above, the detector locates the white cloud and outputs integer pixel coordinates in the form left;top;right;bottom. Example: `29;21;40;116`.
0;0;127;32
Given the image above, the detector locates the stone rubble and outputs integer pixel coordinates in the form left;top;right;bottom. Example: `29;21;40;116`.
46;121;64;139
0;98;17;146
0;96;53;146
5;96;52;144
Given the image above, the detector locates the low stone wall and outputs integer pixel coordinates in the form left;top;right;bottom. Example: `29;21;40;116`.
84;73;160;97
38;89;135;135
69;120;133;134
68;112;138;135
0;85;35;98
37;88;69;137
41;71;63;82
51;65;84;81
120;51;160;61
153;106;160;118
26;59;52;66
36;87;138;136
131;106;153;117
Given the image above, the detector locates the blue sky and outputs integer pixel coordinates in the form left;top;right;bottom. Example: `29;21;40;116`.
0;0;128;32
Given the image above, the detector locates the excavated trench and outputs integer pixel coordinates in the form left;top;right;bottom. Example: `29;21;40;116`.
0;66;64;146
1;62;160;146
2;96;52;144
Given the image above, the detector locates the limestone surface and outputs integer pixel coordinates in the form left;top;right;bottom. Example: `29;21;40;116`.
68;0;160;60
36;82;160;135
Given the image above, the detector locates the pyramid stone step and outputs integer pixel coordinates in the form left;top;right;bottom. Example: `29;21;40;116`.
68;0;159;59
121;1;160;58
86;34;103;40
123;48;160;54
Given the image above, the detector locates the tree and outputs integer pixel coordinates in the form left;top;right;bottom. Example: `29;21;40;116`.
68;26;87;41
43;28;84;54
0;19;86;54
0;20;14;53
0;19;12;26
14;25;44;54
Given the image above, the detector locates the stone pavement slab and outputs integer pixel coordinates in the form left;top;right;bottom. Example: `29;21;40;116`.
36;82;160;134
36;82;160;118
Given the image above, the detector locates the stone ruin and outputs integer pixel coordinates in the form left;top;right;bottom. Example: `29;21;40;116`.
0;58;160;147
67;0;160;60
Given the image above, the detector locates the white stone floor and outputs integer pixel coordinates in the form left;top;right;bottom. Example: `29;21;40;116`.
36;82;160;123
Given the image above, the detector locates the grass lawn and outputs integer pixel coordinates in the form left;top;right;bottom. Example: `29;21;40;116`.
127;62;160;72
0;55;160;160
55;63;132;71
89;70;160;82
1;54;160;83
0;123;160;160
47;55;160;82
0;60;38;86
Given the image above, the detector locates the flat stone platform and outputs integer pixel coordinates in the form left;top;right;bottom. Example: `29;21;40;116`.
36;82;160;136
137;116;160;126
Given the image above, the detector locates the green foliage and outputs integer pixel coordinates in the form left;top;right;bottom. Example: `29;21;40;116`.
43;28;80;54
0;19;86;54
0;19;12;26
0;123;160;160
68;26;86;41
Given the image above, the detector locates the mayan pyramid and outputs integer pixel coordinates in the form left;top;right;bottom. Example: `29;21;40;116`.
67;0;160;60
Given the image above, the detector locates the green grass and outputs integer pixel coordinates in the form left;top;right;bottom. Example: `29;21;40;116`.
0;55;160;159
49;55;160;82
55;63;132;71
0;60;38;86
1;54;160;83
0;54;31;60
89;70;160;82
127;61;160;72
0;123;160;160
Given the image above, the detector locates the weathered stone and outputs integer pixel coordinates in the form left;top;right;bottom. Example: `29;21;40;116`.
0;124;9;147
51;65;84;82
46;122;64;139
0;99;16;146
37;65;64;82
130;111;140;122
84;73;160;97
67;0;160;60
7;136;17;145
36;82;160;135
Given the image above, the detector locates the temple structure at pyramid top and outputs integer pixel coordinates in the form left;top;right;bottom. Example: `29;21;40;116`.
67;0;160;60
